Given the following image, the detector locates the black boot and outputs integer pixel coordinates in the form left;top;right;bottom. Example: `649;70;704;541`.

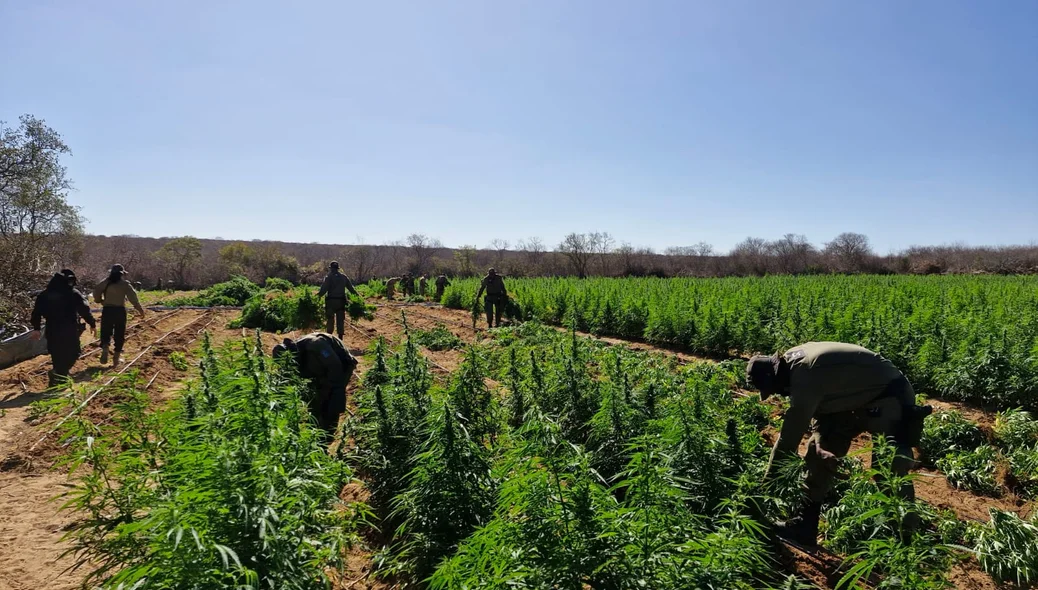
776;501;822;546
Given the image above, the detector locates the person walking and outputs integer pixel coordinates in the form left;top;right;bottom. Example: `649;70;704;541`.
93;264;146;366
273;332;358;445
475;268;508;328
745;341;931;545
434;274;451;301
317;261;360;339
29;270;96;387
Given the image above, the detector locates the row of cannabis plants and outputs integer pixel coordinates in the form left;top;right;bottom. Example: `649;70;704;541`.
346;318;1038;588
442;275;1038;410
162;275;375;332
50;333;361;589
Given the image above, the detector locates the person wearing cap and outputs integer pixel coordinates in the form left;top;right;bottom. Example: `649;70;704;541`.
93;264;146;366
317;261;360;339
433;274;451;302
29;270;96;387
273;332;357;444
418;275;428;298
385;276;400;300
746;342;929;545
475;268;508;328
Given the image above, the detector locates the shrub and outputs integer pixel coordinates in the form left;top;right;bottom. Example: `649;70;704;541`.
936;445;1002;496
169;351;188;371
973;509;1038;586
263;277;294;291
411;325;462;351
994;408;1038;450
919;410;985;464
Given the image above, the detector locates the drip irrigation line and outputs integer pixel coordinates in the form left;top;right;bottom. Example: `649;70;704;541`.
28;309;187;377
29;312;213;451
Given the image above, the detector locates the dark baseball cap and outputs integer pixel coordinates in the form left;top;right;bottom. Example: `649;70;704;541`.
746;354;780;399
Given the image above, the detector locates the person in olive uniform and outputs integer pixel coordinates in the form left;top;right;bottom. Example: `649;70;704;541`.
418;275;428;297
475;268;507;328
274;332;357;444
317;261;360;339
93;264;146;366
402;273;415;298
746;342;929;545
385;277;400;300
434;274;451;301
30;270;96;387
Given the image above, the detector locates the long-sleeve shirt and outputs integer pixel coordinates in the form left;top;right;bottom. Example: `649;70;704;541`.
93;278;144;312
476;274;506;298
768;342;904;469
32;275;96;335
295;333;356;414
317;271;359;299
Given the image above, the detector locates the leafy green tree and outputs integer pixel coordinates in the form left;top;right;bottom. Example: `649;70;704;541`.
156;236;202;288
0;115;83;300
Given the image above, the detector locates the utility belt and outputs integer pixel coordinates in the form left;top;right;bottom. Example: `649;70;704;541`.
856;376;932;446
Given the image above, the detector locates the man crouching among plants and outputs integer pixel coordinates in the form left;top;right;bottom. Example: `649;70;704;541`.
746;342;932;546
273;332;358;445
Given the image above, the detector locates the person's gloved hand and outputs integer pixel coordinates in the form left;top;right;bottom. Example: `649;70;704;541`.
812;439;844;477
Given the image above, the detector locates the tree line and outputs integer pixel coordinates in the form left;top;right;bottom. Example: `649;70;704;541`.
3;113;1037;329
68;231;1038;291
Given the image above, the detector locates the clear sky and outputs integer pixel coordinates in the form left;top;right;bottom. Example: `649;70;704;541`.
2;0;1035;254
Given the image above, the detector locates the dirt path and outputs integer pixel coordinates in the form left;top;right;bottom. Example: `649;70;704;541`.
0;309;239;590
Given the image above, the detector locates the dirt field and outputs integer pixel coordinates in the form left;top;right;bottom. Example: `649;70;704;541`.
0;301;1028;589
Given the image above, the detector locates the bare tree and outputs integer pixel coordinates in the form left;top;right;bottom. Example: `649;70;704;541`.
406;233;443;275
616;242;654;276
824;232;873;273
384;240;406;276
342;244;383;282
769;233;816;274
488;238;510;266
592;231;615;275
517;237;546;274
730;237;770;275
557;232;606;278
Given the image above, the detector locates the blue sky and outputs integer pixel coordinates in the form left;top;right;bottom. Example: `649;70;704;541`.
2;0;1035;253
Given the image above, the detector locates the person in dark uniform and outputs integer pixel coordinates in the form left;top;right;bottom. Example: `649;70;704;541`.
317;261;360;339
274;332;358;444
746;342;930;545
434;274;451;301
402;272;415;298
475;268;508;328
29;270;96;388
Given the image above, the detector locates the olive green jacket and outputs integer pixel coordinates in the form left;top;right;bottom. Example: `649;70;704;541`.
769;342;904;466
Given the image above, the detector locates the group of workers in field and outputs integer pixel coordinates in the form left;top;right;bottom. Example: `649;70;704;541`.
28;259;930;547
